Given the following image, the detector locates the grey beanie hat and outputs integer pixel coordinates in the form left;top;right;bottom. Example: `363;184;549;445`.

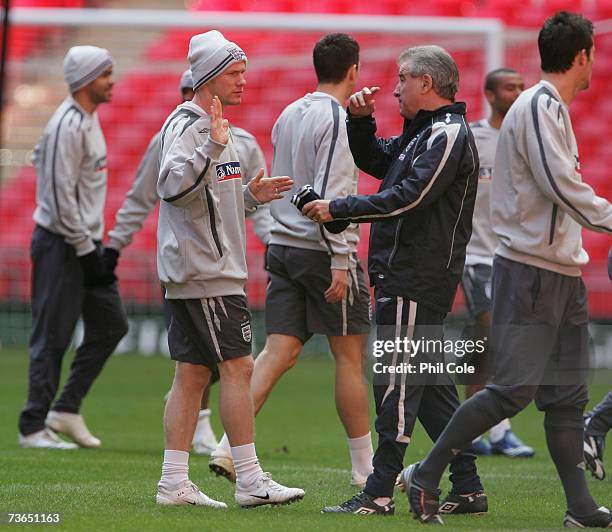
63;45;114;92
188;30;246;91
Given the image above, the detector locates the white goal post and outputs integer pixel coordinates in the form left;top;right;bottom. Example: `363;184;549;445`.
7;7;506;78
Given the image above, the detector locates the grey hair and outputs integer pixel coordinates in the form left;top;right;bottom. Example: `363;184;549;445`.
398;45;459;101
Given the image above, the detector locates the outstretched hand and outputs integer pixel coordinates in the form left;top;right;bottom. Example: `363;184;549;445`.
248;169;293;203
348;86;381;117
210;96;229;145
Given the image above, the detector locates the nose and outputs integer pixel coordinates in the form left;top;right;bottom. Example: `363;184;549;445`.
393;83;400;98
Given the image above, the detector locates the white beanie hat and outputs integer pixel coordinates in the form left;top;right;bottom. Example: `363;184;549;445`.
63;45;114;93
179;69;193;91
188;30;246;91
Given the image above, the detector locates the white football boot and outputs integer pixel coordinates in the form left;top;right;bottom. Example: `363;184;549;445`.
46;411;101;448
235;472;305;508
209;448;236;483
156;480;227;509
19;428;78;450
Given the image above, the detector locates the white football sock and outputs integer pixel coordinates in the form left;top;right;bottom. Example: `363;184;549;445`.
217;433;231;455
490;418;511;443
231;443;264;489
348;432;374;479
192;409;214;444
158;449;189;491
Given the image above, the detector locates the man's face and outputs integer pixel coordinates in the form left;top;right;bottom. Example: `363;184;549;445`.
87;66;114;104
206;61;247;106
486;72;524;116
393;61;424;120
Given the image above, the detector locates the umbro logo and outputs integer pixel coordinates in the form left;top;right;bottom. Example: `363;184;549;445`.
354;507;376;515
439;501;459;512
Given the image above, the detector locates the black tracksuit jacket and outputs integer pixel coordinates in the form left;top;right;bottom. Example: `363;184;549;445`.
329;102;479;314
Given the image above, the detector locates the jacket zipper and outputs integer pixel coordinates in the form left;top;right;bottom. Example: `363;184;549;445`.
387;219;404;267
548;204;558;245
204;185;223;258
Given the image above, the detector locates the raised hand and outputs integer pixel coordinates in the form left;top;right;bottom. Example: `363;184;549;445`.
210;96;229;145
348;86;381;117
248;169;294;203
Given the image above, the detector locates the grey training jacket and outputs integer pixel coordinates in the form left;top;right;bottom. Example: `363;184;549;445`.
32;96;108;256
157;101;260;299
107;126;272;251
492;80;612;276
269;92;360;270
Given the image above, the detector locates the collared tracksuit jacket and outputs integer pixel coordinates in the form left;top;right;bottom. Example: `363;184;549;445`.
107;126;272;252
32;96;108;256
156;101;261;300
330;103;479;314
269;92;360;270
492;80;612;276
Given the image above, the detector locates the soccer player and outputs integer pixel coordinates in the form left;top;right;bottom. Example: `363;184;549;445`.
105;69;273;455
463;68;534;458
403;13;612;528
304;45;485;517
155;30;304;508
209;32;374;489
18;46;128;450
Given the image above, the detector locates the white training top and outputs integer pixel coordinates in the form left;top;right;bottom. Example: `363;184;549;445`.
465;118;500;267
32;96;108;256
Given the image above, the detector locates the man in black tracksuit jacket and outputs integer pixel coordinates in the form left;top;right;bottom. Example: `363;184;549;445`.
305;45;484;517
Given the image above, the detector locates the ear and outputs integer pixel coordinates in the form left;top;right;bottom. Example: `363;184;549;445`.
422;74;434;94
484;88;496;105
575;49;588;67
348;63;359;82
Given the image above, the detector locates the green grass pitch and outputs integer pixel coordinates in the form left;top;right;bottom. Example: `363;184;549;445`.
0;348;610;531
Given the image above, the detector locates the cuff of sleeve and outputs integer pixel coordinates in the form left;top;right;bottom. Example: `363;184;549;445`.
203;136;227;162
243;184;261;211
329;199;349;220
107;237;124;252
331;254;349;270
75;238;96;257
346;109;373;120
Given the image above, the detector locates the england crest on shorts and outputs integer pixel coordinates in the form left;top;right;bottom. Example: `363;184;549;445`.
241;320;252;343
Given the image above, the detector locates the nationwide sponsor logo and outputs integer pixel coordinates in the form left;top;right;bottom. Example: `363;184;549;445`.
216;161;242;182
241;321;252;343
479;167;492;181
